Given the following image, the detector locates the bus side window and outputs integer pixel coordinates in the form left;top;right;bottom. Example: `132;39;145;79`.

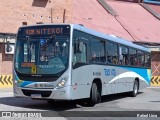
119;45;129;66
129;48;137;66
73;41;87;64
145;53;150;68
137;50;145;67
91;38;100;63
92;51;97;62
91;39;105;63
79;42;87;63
106;42;118;65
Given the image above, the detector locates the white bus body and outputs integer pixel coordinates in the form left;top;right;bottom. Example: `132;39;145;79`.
13;24;151;106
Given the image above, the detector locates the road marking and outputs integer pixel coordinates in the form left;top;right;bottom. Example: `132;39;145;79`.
148;86;160;88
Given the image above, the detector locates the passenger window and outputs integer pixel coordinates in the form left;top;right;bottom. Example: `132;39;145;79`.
145;53;150;68
119;45;129;66
91;38;106;63
129;48;137;66
137;51;145;67
91;38;99;62
73;41;87;65
100;41;106;62
106;42;118;65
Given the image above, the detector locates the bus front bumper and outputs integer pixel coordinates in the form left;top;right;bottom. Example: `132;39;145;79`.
13;86;73;100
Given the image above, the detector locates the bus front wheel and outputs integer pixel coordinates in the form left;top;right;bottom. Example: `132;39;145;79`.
88;83;101;106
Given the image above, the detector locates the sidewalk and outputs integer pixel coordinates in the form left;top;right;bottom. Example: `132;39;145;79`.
0;87;13;92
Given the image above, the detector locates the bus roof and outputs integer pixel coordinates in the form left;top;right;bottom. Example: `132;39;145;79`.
71;24;150;52
19;24;150;52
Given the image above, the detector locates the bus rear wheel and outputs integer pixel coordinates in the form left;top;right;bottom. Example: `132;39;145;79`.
130;80;139;97
88;83;101;106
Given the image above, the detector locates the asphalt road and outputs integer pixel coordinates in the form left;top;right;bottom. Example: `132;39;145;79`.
0;87;160;120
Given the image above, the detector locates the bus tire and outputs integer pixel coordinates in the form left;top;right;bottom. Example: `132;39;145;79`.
88;83;101;106
131;80;139;97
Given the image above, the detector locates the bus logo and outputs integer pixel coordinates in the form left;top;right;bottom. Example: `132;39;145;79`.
104;69;116;76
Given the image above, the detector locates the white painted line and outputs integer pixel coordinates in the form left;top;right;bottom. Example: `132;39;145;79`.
148;87;160;89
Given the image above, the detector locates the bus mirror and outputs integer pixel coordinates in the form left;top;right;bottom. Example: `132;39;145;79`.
51;35;56;40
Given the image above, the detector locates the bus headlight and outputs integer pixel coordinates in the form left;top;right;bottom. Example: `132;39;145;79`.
14;80;19;87
55;76;69;89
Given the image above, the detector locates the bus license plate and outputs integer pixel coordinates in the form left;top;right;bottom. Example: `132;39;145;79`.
31;94;41;98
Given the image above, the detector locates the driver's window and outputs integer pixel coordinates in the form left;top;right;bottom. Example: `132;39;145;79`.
23;42;36;63
73;41;87;65
23;43;28;62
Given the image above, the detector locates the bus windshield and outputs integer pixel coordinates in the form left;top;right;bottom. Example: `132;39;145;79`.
15;36;70;76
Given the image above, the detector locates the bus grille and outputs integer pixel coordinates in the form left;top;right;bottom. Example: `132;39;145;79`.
22;89;52;97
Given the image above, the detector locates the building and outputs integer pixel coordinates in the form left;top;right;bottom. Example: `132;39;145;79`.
0;0;160;86
0;0;73;75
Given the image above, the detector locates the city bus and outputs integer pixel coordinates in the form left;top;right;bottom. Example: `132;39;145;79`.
13;24;151;106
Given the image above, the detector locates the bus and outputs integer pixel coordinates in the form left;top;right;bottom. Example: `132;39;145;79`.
13;24;151;106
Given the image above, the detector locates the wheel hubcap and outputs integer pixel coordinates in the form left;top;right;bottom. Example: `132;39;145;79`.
134;83;138;94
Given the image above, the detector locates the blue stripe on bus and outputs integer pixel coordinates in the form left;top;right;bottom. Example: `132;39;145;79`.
15;72;35;87
120;67;151;84
20;81;35;87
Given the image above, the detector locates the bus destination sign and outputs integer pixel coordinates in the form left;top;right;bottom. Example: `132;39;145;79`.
25;27;63;35
20;25;70;36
